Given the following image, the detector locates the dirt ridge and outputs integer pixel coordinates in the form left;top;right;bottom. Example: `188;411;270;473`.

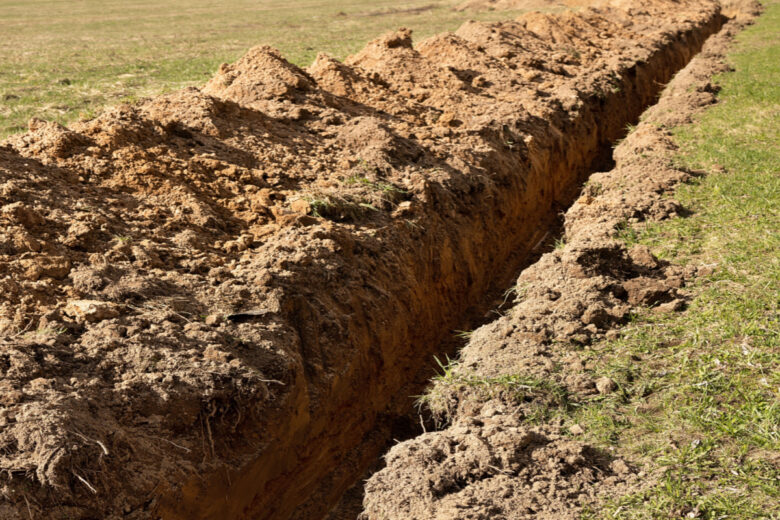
0;1;725;518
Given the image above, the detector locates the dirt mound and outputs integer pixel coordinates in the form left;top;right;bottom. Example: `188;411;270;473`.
0;0;726;518
361;4;759;518
364;411;638;519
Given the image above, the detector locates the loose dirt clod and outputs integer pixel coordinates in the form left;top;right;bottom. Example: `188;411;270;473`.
0;0;738;518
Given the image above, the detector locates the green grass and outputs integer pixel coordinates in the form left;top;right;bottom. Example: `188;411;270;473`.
420;362;572;424
0;0;543;138
574;3;779;518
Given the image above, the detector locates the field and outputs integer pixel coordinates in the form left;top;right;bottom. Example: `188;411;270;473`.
581;5;780;515
0;0;536;138
0;0;777;518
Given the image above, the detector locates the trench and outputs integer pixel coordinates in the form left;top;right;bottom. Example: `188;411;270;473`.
156;10;726;520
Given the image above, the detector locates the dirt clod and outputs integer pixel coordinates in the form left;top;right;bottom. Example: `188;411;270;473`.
596;376;617;394
63;299;120;323
363;414;637;520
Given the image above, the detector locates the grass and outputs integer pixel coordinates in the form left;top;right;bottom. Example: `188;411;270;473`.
421;367;572;423
574;4;779;517
0;0;544;138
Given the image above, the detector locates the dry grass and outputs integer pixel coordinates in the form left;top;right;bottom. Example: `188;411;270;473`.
0;0;543;138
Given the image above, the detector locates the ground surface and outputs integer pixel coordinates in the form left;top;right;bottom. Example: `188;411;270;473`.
0;0;775;519
0;0;545;138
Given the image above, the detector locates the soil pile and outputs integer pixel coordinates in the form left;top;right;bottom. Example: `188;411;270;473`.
0;0;725;518
365;411;639;519
361;3;760;518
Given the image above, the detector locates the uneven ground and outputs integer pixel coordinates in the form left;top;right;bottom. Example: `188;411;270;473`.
364;1;778;518
0;0;774;519
0;0;539;138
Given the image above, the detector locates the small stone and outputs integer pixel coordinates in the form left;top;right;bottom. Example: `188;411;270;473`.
63;300;120;323
204;314;221;326
596;376;617;394
569;424;585;435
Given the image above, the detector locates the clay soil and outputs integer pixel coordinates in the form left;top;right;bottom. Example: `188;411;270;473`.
0;0;745;518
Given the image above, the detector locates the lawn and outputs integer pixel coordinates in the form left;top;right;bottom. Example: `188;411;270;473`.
0;0;536;138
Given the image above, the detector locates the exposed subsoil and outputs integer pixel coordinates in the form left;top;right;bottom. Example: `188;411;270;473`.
0;0;739;518
361;2;761;519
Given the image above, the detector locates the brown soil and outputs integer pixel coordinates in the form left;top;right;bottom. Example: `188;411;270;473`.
366;413;641;519
0;0;735;518
361;2;760;519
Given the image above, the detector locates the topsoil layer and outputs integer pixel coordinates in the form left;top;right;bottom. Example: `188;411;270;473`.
0;0;729;518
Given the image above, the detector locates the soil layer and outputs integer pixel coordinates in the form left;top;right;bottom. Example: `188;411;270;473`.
0;0;728;518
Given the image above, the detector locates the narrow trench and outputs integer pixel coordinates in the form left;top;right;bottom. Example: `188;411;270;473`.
293;20;724;516
317;19;734;515
324;152;623;520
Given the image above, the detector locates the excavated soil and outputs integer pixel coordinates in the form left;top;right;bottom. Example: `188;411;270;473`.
361;2;760;519
0;0;738;518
